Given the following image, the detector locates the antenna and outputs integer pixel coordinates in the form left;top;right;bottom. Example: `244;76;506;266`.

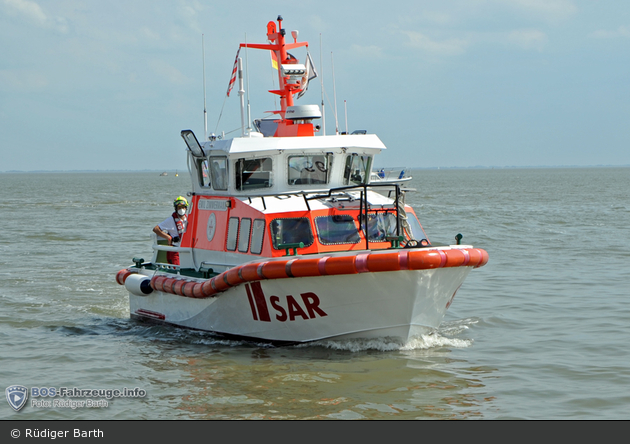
344;100;348;134
245;33;252;134
331;51;339;135
238;58;246;136
320;33;325;136
202;34;208;140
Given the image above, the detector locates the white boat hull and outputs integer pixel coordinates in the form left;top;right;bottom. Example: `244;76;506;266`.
128;266;471;344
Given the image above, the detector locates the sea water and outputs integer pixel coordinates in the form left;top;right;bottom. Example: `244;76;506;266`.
0;167;628;419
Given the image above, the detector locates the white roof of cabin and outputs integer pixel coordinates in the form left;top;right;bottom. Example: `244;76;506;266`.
203;133;386;156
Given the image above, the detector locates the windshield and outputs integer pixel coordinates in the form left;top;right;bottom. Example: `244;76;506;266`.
209;156;228;190
235;157;273;190
343;154;372;185
315;215;361;245
269;218;314;249
364;212;398;241
288;154;333;185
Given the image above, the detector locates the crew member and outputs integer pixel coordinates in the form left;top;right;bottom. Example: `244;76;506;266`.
153;196;189;265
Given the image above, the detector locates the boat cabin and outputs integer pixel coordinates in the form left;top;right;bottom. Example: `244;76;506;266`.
150;16;428;274
158;127;427;273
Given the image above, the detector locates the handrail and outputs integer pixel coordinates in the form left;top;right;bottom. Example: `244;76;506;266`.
305;183;404;250
152;244;192;253
194;182;408;201
200;260;241;268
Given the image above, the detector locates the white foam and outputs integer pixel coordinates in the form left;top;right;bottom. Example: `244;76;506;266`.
308;332;473;352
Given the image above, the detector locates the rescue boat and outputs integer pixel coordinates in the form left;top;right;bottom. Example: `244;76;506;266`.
116;16;489;345
369;169;413;185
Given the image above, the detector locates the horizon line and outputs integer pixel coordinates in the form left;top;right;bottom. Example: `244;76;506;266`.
2;164;630;174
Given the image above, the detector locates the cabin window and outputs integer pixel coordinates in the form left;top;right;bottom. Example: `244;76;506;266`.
315;215;361;245
288;154;333;185
238;218;252;252
250;219;265;254
270;218;314;249
343;154;372;185
226;217;239;251
209;156;229;190
405;212;427;241
197;159;212;188
235;157;273;190
363;212;398;242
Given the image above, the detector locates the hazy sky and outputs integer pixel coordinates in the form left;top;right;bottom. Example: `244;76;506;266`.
1;0;629;172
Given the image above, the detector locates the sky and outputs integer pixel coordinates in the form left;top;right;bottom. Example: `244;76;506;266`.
1;0;630;172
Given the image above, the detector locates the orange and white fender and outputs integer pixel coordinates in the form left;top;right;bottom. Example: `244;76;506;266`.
118;248;489;300
116;269;134;285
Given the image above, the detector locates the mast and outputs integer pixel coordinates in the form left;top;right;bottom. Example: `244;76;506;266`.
235;16;316;137
238;16;307;115
276;16;292;110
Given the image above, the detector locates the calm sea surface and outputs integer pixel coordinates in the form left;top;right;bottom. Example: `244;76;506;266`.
1;167;629;420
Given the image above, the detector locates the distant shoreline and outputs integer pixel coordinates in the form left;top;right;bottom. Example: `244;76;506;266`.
2;165;629;174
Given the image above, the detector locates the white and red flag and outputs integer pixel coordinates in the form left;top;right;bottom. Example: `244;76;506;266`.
226;47;241;97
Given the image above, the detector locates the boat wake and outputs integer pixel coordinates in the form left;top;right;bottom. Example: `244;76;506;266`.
53;315;477;354
304;318;479;352
439;317;480;337
307;333;472;352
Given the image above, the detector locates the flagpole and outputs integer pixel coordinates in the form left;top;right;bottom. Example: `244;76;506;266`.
245;33;252;134
217;46;241;135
